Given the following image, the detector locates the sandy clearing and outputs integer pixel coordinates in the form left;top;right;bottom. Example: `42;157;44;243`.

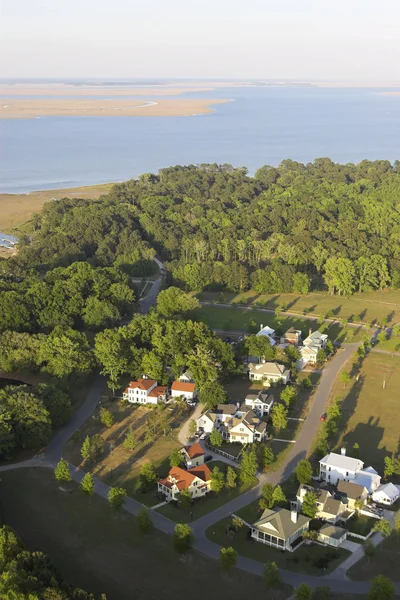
0;83;216;97
0;97;230;119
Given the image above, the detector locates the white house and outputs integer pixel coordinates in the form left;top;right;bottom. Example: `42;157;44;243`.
197;405;267;444
243;390;274;417
180;443;205;468
372;482;400;506
248;362;291;385
319;449;381;493
303;330;328;349
297;330;329;369
296;484;347;524
123;379;168;405
170;381;196;401
158;465;211;501
251;508;310;551
256;324;276;346
299;345;320;365
280;328;302;346
179;371;194;383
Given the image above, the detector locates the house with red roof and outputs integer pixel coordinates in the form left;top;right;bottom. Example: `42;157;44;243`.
180;443;205;468
158;464;211;501
123;378;167;405
170;380;196;401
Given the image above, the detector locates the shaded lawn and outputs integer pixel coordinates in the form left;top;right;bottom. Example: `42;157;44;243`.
324;353;400;474
157;460;257;523
348;533;400;581
1;468;292;600
374;335;400;352
63;400;188;502
197;289;400;326
345;514;376;536
206;518;350;576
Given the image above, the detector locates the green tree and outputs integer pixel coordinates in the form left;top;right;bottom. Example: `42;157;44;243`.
54;458;71;483
295;459;313;484
94;329;129;394
264;561;282;589
363;540;376;562
295;583;313;600
137;509;152;534
261;445;275;471
108;487;126;512
272;485;286;506
240;446;258;484
300;376;312;391
367;575;395;600
173;523;194;553
372;519;391;541
225;466;237;489
301;491;318;518
220;546;238;570
280;386;297;408
99;407;115;428
80;472;94;497
169;448;184;468
340;371;351;387
81;435;91;461
38;326;94;379
271;403;288;432
156;287;199;317
122;427;137;451
324;257;355;296
210;466;225;493
232;516;243;530
139;462;157;491
209;428;223;448
393;511;400;538
259;483;274;511
293;272;310;294
178;488;193;510
188;419;197;438
378;331;387;344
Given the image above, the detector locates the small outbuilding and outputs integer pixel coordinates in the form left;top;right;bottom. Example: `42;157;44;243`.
317;524;348;547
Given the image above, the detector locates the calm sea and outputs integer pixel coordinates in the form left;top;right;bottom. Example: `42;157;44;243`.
1;86;400;193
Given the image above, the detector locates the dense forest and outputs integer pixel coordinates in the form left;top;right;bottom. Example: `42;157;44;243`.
0;526;105;599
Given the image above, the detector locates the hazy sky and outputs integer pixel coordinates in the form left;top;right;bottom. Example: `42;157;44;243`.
1;0;399;80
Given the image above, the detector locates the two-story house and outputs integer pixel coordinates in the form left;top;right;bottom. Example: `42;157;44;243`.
170;381;196;401
248;362;291;385
251;508;310;551
280;328;302;346
296;484;347;524
256;324;276;346
158;465;211;501
197;405;267;444
242;390;274;417
180;443;205;468
123;378;168;405
319;449;381;493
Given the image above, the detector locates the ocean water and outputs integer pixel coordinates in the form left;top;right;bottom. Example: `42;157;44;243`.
1;86;400;193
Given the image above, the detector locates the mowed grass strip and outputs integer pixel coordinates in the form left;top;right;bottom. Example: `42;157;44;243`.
1;468;292;600
197;289;400;326
190;305;367;343
63;400;188;503
326;353;400;475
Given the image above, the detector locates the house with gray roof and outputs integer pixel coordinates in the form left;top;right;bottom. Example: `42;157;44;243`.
319;449;381;492
317;524;348;548
248;361;291;385
296;484;347;524
251;508;310;551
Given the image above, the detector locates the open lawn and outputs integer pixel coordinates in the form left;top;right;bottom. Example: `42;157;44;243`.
324;353;400;475
0;183;113;233
64;399;189;504
1;468;292;600
344;514;377;536
197;289;400;326
191;305;367;343
157;460;257;523
206;517;350;576
348;533;400;581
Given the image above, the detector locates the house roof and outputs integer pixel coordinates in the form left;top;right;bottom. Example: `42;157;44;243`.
171;381;195;392
318;524;347;541
353;470;381;493
179;371;193;381
216;403;237;415
253;508;310;540
323;497;344;516
127;378;157;391
164;464;211;491
184;443;204;459
337;480;367;500
297;484;330;505
373;482;400;501
148;386;167;398
245;391;272;405
305;330;328;343
286;328;301;335
257;325;275;337
248;362;289;376
320;452;364;472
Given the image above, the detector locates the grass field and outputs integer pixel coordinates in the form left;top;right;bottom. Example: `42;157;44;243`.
348;533;400;581
157;460;257;523
0;183;113;232
63;399;189;504
197;289;400;326
191;305;367;343
1;468;292;600
324;352;400;475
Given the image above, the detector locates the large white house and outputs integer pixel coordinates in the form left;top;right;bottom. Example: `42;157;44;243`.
196;404;267;444
319;450;381;493
243;390;274;417
170;381;196;401
248;362;291;385
298;330;329;368
158;465;211;501
123;379;168;405
303;330;328;349
372;482;400;506
251;508;310;551
256;324;276;346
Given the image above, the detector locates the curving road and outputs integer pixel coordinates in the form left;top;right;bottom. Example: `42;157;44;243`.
2;271;399;594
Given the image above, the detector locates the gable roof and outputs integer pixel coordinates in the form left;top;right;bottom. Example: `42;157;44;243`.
183;443;204;459
245;391;273;405
373;482;400;501
305;330;328;343
253;508;310;540
127;378;157;391
323;497;344;516
257;325;275;337
148;385;167;398
171;381;195;392
216;403;237;415
320;452;364;472
248;362;289;376
337;480;367;499
319;524;347;540
162;464;211;491
297;484;330;505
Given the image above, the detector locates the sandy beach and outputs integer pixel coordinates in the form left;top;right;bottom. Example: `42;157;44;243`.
0;83;216;97
0;97;230;119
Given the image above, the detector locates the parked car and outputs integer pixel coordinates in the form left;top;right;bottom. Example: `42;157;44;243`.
320;413;327;421
200;433;208;440
224;337;231;343
204;455;213;462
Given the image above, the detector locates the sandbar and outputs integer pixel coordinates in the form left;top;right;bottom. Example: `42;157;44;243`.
0;98;230;119
0;83;215;97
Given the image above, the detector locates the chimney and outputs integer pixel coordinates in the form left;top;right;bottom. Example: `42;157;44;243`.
260;324;263;331
291;510;298;523
341;446;346;456
309;327;312;336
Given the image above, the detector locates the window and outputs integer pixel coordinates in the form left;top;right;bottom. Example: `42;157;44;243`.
346;471;349;476
240;427;244;432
